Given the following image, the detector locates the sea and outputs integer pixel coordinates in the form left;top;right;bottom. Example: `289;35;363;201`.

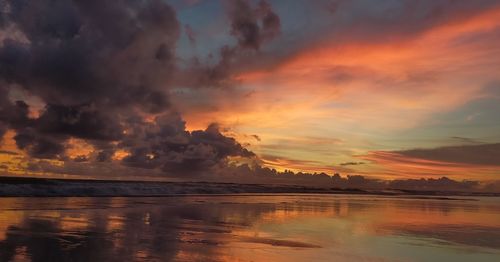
0;194;499;261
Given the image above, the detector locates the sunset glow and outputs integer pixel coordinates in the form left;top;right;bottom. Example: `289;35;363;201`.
0;0;499;190
1;2;500;261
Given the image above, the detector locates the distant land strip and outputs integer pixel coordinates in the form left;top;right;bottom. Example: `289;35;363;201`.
0;176;498;197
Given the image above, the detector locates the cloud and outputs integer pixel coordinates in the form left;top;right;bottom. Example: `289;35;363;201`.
0;0;257;174
72;155;88;162
0;0;181;159
251;134;261;141
396;143;500;166
359;143;500;180
212;164;496;192
388;177;480;192
184;24;196;45
36;104;124;141
228;0;280;50
0;149;18;155
0;0;178;111
339;161;365;166
119;115;255;175
170;0;284;109
0;0;499;192
13;127;65;159
450;136;482;144
0;122;6;141
312;0;500;46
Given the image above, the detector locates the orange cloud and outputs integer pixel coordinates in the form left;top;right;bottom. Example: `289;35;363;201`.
260;154;341;174
177;6;500;177
359;151;500;180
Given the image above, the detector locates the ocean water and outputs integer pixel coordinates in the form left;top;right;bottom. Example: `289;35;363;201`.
0;194;499;261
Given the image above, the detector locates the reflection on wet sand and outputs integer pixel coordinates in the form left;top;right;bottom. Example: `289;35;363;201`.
0;195;499;261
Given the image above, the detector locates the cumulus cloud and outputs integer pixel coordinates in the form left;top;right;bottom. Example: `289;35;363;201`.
388;177;480;192
0;0;257;175
0;0;181;158
210;164;495;192
0;0;178;110
120;116;254;175
13;127;65;159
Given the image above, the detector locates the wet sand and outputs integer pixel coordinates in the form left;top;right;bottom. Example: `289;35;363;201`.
1;194;499;261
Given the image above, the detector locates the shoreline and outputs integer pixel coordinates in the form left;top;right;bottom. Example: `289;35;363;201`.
0;176;498;197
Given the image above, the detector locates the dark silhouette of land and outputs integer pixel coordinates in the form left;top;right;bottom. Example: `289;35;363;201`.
0;176;497;197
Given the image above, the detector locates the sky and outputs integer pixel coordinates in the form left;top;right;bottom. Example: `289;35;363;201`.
0;0;499;190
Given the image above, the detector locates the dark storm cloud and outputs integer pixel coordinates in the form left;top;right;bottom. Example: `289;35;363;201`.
35;104;123;141
0;0;178;110
0;99;31;130
0;0;182;159
0;86;8;140
228;0;281;50
396;143;500;166
0;0;256;171
121;116;254;175
191;123;254;158
0;88;124;160
13;127;65;159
